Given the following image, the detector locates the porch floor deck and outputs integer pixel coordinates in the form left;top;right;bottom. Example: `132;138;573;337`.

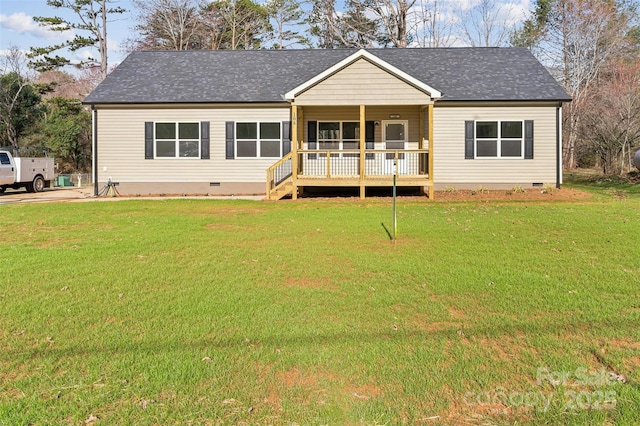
266;149;434;199
296;176;432;187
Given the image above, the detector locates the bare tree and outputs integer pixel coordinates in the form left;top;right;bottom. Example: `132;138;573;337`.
538;0;631;168
308;0;380;48
131;0;203;50
78;68;108;97
579;61;640;174
0;47;43;151
1;47;31;77
457;0;514;47
201;0;271;50
365;0;417;47
409;0;454;47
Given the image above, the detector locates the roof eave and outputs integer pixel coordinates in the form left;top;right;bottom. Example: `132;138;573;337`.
82;100;291;106
438;97;572;103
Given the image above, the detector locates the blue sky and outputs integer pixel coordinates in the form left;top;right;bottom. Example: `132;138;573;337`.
0;0;135;69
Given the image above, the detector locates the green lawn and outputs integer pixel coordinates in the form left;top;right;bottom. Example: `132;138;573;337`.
564;169;640;199
1;191;639;424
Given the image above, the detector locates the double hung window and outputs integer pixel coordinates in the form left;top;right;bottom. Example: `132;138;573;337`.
475;121;524;158
236;122;281;158
155;122;200;158
317;121;360;157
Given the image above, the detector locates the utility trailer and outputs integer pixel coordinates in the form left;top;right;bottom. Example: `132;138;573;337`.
0;150;55;193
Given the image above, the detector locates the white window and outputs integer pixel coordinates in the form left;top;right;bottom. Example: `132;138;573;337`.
155;122;200;158
476;121;523;158
317;121;360;157
236;122;281;158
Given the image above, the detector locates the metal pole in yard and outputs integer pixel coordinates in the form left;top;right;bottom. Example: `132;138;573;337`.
392;163;397;242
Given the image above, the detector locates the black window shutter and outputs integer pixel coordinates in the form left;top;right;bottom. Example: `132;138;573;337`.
524;120;534;159
282;121;291;155
200;121;210;159
225;121;235;159
365;121;375;160
465;120;474;159
424;109;429;141
145;122;154;159
308;120;317;160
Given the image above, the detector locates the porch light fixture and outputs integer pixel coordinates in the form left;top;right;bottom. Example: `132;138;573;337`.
389;114;401;119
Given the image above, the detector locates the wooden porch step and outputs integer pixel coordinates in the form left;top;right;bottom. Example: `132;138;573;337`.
267;180;294;200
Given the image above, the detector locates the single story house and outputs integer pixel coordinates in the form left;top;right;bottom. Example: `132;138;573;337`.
83;48;571;199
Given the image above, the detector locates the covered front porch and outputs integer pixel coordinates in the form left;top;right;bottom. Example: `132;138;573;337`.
266;103;434;200
265;49;440;200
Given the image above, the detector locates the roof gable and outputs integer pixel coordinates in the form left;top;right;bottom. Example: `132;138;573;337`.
292;57;435;105
285;49;441;101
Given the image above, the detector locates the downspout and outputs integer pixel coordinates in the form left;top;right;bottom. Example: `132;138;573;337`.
428;103;434;199
556;104;562;188
92;106;98;196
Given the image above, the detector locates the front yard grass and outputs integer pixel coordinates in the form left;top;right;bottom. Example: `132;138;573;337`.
1;196;639;424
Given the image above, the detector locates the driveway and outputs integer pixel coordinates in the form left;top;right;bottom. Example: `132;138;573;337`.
0;187;93;205
1;187;265;204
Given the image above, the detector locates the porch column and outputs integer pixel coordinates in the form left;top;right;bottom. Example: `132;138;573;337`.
419;106;425;150
297;106;304;196
291;104;298;200
298;106;304;149
428;103;434;199
419;106;426;180
359;104;366;199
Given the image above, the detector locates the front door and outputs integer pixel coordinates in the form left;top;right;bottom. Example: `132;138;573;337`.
0;152;15;185
382;120;407;174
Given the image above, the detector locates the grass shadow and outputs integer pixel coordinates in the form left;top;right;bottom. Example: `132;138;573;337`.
381;222;393;241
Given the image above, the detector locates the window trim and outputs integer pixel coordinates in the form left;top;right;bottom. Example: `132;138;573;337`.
235;121;282;159
474;120;524;159
154;121;201;159
315;121;361;154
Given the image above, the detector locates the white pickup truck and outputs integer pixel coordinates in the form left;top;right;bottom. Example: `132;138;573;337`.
0;150;54;193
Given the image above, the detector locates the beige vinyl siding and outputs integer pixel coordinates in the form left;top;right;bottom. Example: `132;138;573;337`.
301;106;422;150
96;106;289;184
433;105;558;185
294;59;431;106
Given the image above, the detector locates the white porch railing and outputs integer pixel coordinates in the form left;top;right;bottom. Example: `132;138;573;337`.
298;149;429;178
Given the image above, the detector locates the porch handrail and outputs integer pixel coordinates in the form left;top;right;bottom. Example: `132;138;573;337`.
269;151;293;174
266;151;293;193
297;149;429;154
297;148;429;179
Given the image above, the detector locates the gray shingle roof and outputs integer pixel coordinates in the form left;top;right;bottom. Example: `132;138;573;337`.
83;48;571;104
